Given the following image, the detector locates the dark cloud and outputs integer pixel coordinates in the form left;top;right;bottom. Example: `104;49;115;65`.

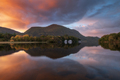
73;0;120;37
0;0;105;27
0;0;120;35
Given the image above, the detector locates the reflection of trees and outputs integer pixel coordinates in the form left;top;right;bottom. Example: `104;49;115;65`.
0;44;18;56
0;42;99;58
0;44;14;51
0;43;81;59
0;43;80;51
10;43;80;50
11;44;36;50
25;44;82;59
100;43;120;51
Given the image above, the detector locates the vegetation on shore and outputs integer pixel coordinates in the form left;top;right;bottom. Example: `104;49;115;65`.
0;33;16;41
0;33;80;44
0;24;100;43
99;32;120;51
99;32;120;43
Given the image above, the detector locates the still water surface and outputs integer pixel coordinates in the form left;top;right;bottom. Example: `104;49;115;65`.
0;43;120;80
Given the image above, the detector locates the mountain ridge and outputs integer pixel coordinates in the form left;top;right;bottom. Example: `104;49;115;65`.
0;26;20;34
25;24;85;39
0;24;99;42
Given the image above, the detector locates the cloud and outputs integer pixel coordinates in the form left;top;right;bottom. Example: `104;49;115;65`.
72;0;120;37
0;0;120;36
74;19;120;37
0;0;105;31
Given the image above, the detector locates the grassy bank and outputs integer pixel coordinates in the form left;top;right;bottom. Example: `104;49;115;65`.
0;41;47;44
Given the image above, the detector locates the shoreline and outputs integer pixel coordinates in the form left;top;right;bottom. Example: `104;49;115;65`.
0;41;48;44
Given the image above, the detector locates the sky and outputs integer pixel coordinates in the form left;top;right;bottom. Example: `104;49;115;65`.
0;0;120;37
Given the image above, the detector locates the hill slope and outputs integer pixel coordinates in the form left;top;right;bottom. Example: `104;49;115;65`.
25;24;99;42
0;25;99;43
25;24;85;39
0;27;20;34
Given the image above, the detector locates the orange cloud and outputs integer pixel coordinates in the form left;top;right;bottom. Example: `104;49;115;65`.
0;0;58;32
37;0;58;10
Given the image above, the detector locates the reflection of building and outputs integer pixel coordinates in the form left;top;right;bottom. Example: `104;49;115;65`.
64;39;81;44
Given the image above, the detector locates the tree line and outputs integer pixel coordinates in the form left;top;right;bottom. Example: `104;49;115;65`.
0;33;16;41
99;32;120;43
99;32;120;51
10;34;80;44
0;33;80;44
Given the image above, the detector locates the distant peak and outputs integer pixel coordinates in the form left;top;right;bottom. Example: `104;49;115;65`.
48;24;64;27
29;26;43;29
50;24;59;26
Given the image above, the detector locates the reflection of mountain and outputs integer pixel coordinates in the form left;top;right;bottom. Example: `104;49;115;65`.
0;43;81;58
0;56;87;80
25;45;82;59
0;45;119;80
25;42;99;59
0;50;19;56
0;43;99;58
11;43;83;59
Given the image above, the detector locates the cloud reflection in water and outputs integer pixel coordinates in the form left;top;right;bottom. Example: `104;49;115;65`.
0;46;120;80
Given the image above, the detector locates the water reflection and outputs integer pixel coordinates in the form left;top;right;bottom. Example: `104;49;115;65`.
0;43;98;59
0;46;120;80
0;51;88;80
65;46;120;80
100;42;120;51
0;44;18;56
0;43;81;58
0;43;120;80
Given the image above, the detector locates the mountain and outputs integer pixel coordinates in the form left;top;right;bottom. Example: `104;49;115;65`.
0;24;99;42
0;26;20;34
25;24;99;42
25;24;85;38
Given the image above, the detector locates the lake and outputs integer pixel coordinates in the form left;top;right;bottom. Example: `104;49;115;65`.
0;43;120;80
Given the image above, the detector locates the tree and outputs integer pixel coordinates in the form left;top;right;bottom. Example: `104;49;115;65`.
23;34;29;41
